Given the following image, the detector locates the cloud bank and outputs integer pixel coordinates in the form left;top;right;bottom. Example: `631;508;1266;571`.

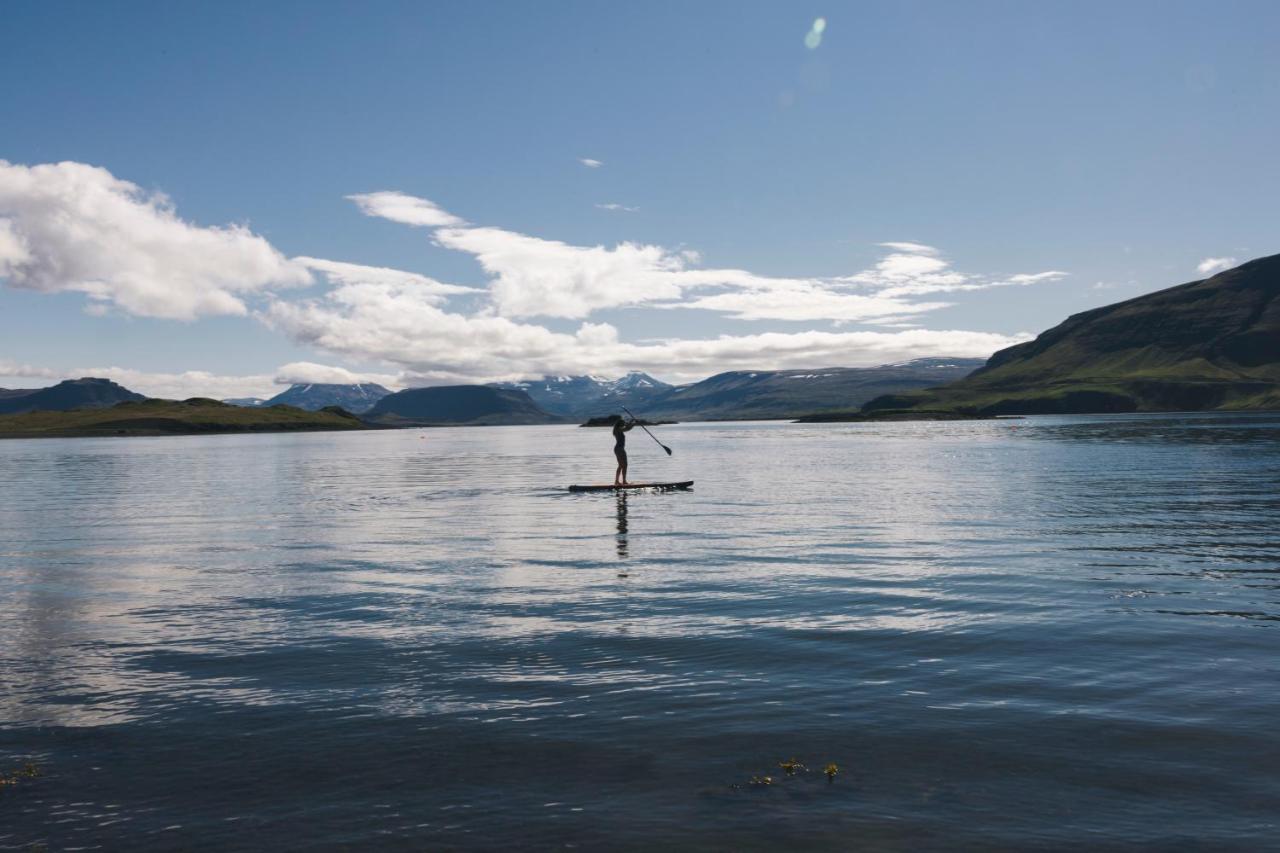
346;195;1066;326
0;160;311;319
0;358;401;400
265;269;1029;384
4;161;1070;388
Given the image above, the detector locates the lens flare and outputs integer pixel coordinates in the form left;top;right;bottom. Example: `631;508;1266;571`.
804;17;826;50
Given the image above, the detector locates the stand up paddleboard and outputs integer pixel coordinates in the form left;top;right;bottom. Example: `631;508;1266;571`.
568;481;693;493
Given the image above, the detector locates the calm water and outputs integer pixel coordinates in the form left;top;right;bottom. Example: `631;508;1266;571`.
2;415;1278;851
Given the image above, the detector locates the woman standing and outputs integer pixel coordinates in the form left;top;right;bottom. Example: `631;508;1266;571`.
612;416;635;486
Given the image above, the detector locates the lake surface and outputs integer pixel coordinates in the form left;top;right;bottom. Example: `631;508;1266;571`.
2;414;1278;851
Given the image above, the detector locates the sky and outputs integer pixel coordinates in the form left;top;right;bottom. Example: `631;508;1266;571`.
1;0;1277;398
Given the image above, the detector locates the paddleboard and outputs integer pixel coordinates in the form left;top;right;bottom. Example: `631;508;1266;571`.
567;481;693;493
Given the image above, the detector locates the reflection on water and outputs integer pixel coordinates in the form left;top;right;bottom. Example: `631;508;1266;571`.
1;413;1279;849
615;491;629;560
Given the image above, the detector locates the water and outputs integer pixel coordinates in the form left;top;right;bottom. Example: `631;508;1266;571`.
2;414;1278;850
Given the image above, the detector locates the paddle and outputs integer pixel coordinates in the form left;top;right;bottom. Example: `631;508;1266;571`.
621;406;672;456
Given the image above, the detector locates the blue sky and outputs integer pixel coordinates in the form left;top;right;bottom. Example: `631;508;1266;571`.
1;0;1277;397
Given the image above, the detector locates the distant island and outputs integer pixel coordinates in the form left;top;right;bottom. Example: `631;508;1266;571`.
580;415;675;427
0;398;371;439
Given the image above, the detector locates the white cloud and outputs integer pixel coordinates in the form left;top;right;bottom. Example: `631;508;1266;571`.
611;328;1020;384
272;361;401;388
677;284;946;323
0;359;60;382
579;158;603;169
0;358;402;400
0;362;277;399
878;241;939;255
346;191;464;227
431;225;694;318
296;257;475;300
347;190;1068;326
2;164;1064;393
1196;256;1236;276
595;203;639;212
0;160;311;319
263;269;1027;384
841;245;1067;299
1004;272;1067;285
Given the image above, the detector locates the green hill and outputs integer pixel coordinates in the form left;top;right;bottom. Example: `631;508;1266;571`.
863;254;1280;415
0;398;370;438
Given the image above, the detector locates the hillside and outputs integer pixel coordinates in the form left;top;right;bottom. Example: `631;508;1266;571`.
0;378;146;415
258;382;391;413
639;358;986;420
863;254;1280;415
0;398;369;438
364;385;560;425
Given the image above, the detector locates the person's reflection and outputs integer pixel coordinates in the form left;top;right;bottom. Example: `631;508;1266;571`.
615;490;629;560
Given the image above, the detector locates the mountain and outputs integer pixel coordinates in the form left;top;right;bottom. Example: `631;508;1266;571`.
0;378;146;415
863;254;1280;415
364;385;560;425
489;372;672;417
637;358;987;420
0;398;368;439
259;383;392;413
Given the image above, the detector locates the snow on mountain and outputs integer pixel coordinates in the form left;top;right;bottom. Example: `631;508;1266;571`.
488;372;672;417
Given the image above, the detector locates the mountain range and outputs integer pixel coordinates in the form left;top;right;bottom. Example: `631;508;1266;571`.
487;360;985;420
227;383;392;413
364;385;557;426
640;359;986;420
864;254;1280;415
489;372;671;417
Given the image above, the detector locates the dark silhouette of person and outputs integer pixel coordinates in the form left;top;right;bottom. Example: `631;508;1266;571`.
612;415;636;486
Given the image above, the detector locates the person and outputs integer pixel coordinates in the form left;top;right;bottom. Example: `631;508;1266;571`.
612;415;636;486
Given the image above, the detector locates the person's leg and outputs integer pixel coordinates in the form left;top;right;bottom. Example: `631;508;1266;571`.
620;451;628;485
615;450;625;485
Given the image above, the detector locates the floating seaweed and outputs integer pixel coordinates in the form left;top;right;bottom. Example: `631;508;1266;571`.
824;762;839;782
778;758;806;776
0;762;40;793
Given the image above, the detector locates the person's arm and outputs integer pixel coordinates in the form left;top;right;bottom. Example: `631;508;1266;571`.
624;419;636;431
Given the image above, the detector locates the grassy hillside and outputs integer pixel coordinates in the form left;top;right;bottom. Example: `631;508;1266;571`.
0;398;370;438
863;254;1280;416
